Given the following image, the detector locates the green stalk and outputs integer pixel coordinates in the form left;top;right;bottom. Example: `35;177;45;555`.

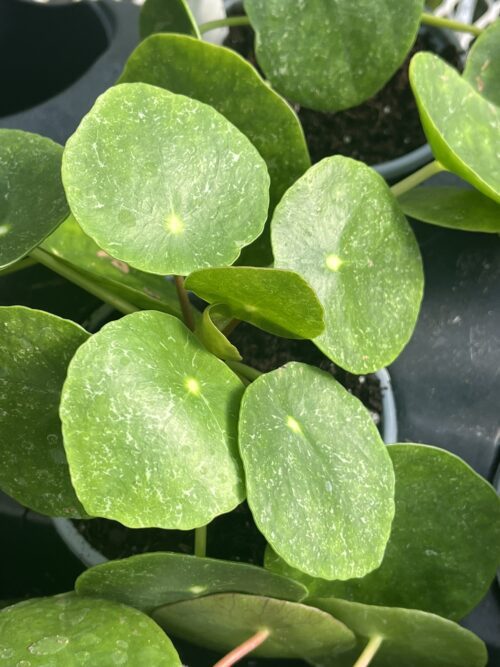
194;525;207;558
390;160;445;198
174;275;195;331
199;16;251;33
226;360;262;382
0;257;37;277
352;636;384;667
420;12;483;37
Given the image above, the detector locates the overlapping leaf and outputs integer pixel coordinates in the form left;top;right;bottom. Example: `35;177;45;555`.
195;304;241;361
140;0;199;40
464;20;500;106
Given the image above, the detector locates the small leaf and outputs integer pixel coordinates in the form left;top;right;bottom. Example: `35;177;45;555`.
0;593;181;666
0;306;89;518
239;362;395;580
140;0;200;41
410;53;500;203
399;186;500;232
272;156;423;373
76;552;308;612
62;83;270;276
60;311;245;529
195;304;242;361
464;19;500;106
185;267;324;339
153;593;355;660
310;598;487;667
0;129;68;270
243;0;424;112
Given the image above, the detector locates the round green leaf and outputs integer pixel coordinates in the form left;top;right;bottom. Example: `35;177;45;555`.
195;304;242;361
76;552;308;612
60;311;245;528
239;362;395;580
153;593;355;660
399;186;500;232
0;306;89;518
310;598;487;667
140;0;200;40
62;83;270;276
0;129;69;270
272;156;423;373
185;267;324;339
0;593;180;666
243;0;424;112
464;19;500;106
410;53;500;203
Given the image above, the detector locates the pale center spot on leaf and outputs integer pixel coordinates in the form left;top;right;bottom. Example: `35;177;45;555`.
0;224;10;237
244;304;258;313
185;377;201;396
286;416;303;435
165;213;184;235
325;254;343;272
189;585;206;594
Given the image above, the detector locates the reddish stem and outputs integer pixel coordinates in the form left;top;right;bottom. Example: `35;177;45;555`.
213;629;271;667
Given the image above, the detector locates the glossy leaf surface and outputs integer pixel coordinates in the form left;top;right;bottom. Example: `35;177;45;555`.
464;19;500;106
140;0;199;40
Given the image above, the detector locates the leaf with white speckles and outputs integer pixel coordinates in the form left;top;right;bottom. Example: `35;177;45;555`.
153;593;355;660
243;0;424;112
62;83;270;276
464;20;500;107
140;0;200;40
0;130;69;270
60;310;245;528
76;551;307;612
266;444;500;621
0;593;181;666
0;306;89;518
239;362;395;580
410;53;500;203
271;156;423;373
195;304;242;361
185;267;324;339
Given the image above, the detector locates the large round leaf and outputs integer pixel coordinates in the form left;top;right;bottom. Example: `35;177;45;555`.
140;0;199;40
410;53;500;203
0;129;68;270
272;156;423;373
310;598;487;667
153;593;355;660
239;362;395;580
0;306;89;517
185;267;324;339
0;593;180;666
243;0;424;112
62;83;270;276
60;311;245;528
76;552;307;612
464;19;500;107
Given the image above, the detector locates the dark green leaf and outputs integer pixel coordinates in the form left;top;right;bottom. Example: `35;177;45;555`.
464;20;500;106
140;0;199;40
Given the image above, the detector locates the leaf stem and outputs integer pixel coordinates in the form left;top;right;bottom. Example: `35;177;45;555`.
352;635;384;667
420;12;483;36
213;629;271;667
30;248;139;316
0;257;37;277
194;525;207;558
174;276;195;331
390;160;445;198
199;16;251;33
222;318;241;337
225;360;262;382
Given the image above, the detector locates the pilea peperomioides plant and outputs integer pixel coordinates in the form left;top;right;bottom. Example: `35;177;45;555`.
1;1;500;665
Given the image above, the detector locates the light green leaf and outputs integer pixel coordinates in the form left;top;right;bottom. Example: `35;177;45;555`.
272;156;423;373
243;0;424;112
62;83;270;276
185;267;324;339
153;593;355;660
140;0;200;40
0;129;68;270
76;552;308;612
0;593;181;666
309;598;487;667
239;362;395;580
0;306;89;518
399;186;500;232
410;53;500;203
60;311;245;528
195;304;242;361
464;20;500;106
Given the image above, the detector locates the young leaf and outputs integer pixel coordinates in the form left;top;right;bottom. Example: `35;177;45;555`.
399;186;500;232
266;444;500;621
272;156;423;373
239;362;395;580
195;304;242;361
185;267;324;339
243;0;424;112
0;306;89;518
0;593;181;666
464;19;500;106
310;598;487;667
410;53;500;203
153;593;355;660
0;129;68;270
140;0;200;41
76;552;308;612
60;311;245;528
62;83;270;276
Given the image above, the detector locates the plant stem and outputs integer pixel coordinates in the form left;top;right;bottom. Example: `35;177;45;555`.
222;318;241;337
199;16;251;33
226;360;262;382
390;160;445;198
420;12;483;36
194;525;207;558
213;629;271;667
0;257;37;277
352;636;384;667
30;248;139;316
174;276;195;331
